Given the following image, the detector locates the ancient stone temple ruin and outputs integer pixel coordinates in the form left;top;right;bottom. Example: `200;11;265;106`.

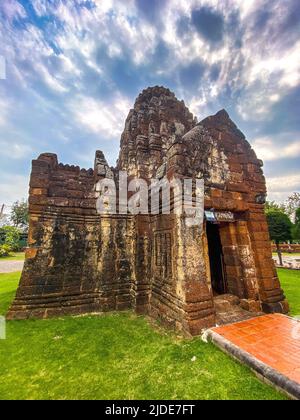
7;86;289;335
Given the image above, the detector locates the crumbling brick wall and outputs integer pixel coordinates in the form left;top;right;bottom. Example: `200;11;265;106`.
7;87;289;335
9;153;135;318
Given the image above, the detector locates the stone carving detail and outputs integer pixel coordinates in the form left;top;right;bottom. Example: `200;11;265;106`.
182;122;230;184
154;231;172;279
255;193;267;205
95;150;114;179
156;163;167;180
117;86;196;178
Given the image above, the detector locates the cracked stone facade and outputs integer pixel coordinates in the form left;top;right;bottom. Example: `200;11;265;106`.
7;86;289;336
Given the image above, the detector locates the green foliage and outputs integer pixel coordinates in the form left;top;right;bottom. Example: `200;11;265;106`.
10;200;29;230
0;272;287;400
266;210;293;244
0;226;21;252
295;208;300;225
265;194;300;222
0;244;12;257
265;201;286;213
293;208;300;241
292;225;300;241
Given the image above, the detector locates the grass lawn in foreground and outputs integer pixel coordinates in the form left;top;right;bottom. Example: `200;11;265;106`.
277;268;300;317
0;272;294;400
0;272;21;316
0;253;25;262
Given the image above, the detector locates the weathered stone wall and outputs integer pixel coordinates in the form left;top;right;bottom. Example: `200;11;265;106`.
8;153;136;319
7;86;289;334
165;109;288;315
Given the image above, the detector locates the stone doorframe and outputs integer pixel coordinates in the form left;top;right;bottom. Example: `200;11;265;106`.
217;221;262;312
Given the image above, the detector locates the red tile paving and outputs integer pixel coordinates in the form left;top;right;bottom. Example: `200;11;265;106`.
212;314;300;385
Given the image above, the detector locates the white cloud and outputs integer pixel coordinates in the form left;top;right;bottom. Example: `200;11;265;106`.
0;140;33;160
234;5;300;120
0;55;6;80
188;95;208;116
0;0;26;23
31;0;48;17
0;97;11;127
246;41;300;90
252;136;300;162
0;172;29;206
232;0;262;19
70;94;132;139
153;0;300;122
33;62;68;93
267;174;300;202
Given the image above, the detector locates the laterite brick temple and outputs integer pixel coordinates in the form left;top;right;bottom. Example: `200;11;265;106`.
7;87;289;335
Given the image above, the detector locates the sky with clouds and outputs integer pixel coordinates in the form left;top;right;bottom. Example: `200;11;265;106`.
0;0;300;206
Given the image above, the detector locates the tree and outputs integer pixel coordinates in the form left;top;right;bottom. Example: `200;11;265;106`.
285;192;300;220
10;200;28;230
266;210;293;266
292;208;300;241
0;213;10;228
0;226;20;252
265;201;286;213
295;208;300;225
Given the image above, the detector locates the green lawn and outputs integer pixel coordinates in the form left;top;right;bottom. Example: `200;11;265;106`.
278;268;300;317
0;252;25;261
0;272;21;316
0;272;295;400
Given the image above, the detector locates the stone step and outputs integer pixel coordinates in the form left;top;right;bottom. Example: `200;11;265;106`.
216;308;257;326
213;294;260;326
214;294;240;312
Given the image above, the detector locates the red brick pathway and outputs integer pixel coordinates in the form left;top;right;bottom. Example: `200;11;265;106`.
212;314;300;385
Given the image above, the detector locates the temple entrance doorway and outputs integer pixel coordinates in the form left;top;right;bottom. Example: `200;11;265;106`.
206;222;227;296
206;221;259;325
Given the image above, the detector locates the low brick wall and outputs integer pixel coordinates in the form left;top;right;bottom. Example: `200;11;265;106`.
272;244;300;253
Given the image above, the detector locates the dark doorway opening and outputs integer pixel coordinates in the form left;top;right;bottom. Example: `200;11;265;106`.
206;223;227;295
